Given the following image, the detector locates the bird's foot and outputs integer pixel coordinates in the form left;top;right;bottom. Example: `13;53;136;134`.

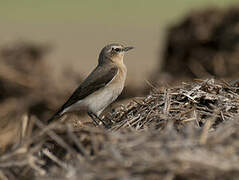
88;112;99;126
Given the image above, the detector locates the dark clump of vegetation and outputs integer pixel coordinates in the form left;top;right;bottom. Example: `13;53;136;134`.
0;79;239;180
151;6;239;85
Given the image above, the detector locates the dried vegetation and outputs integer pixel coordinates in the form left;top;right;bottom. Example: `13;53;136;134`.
0;78;239;180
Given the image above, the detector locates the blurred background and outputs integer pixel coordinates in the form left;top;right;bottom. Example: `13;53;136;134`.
0;0;239;122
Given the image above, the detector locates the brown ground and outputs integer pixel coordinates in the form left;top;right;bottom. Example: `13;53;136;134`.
0;79;239;180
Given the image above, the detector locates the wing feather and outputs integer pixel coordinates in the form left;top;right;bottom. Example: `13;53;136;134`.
62;64;118;109
48;63;118;122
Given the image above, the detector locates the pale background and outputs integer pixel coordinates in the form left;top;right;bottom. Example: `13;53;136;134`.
0;0;237;86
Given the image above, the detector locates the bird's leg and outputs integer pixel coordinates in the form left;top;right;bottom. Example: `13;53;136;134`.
88;112;99;126
88;112;108;128
93;114;108;128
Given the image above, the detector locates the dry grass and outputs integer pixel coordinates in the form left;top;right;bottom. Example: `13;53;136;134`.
0;79;239;180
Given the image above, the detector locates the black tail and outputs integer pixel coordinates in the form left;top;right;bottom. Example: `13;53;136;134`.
47;109;63;123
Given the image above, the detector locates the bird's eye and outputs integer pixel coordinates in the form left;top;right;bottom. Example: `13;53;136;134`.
115;48;120;52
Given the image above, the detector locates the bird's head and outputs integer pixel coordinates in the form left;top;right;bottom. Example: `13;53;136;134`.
99;43;134;64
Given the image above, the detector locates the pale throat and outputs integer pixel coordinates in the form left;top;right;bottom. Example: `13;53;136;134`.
113;53;125;65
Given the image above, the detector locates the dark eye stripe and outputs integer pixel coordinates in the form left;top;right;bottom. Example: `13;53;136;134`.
115;48;120;52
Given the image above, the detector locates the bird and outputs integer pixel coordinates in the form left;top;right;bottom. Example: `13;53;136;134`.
48;43;134;127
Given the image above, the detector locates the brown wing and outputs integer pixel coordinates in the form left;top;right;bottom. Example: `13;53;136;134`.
48;64;118;121
48;64;118;122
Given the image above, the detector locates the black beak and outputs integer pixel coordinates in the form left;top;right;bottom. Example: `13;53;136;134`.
123;46;134;52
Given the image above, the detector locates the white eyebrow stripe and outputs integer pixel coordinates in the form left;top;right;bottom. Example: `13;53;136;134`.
112;46;121;49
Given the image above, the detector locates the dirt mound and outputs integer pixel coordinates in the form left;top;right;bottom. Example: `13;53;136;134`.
0;41;83;121
0;79;238;180
0;42;49;101
152;6;239;84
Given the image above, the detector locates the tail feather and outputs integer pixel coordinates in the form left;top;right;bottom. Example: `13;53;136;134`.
47;109;63;123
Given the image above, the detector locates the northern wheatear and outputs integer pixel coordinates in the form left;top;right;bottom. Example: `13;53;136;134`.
48;43;134;126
